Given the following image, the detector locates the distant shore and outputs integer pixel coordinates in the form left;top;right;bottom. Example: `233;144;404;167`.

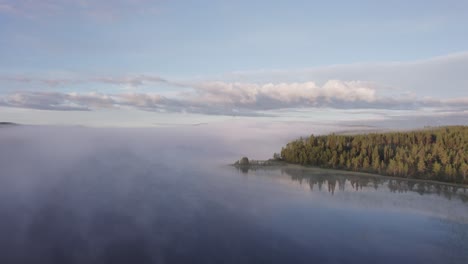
0;122;18;126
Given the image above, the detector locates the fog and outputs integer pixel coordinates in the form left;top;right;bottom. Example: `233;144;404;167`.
0;121;333;168
0;123;467;263
0;122;334;263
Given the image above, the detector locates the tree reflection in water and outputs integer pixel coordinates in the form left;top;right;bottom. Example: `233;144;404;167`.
237;166;468;203
287;168;468;202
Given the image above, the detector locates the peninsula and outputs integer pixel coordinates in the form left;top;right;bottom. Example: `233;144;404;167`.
279;126;467;185
235;126;467;185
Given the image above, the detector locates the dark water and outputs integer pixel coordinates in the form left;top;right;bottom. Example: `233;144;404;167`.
0;126;467;264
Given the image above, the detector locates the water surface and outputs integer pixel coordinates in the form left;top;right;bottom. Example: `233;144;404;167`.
0;126;467;263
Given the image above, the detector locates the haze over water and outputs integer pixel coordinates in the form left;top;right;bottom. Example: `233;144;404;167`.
2;1;468;263
0;124;467;264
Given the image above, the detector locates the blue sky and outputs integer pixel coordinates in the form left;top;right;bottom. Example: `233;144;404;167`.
0;0;467;126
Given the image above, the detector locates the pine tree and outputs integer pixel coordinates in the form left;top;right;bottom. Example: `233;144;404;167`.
279;126;467;184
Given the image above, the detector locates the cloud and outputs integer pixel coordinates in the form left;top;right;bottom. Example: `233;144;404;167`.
93;75;169;87
0;92;117;111
0;52;467;116
0;92;90;111
1;80;467;116
186;80;468;112
226;52;468;99
0;74;170;88
2;51;467;103
187;81;379;110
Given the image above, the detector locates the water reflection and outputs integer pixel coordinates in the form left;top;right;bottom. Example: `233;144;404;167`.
1;126;467;264
237;166;468;203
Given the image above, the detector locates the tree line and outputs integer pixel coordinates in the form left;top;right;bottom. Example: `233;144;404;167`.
279;126;468;184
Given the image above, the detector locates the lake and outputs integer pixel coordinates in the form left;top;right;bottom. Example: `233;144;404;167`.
0;126;467;263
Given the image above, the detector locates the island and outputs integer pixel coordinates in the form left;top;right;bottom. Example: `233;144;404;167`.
234;126;467;185
0;122;18;126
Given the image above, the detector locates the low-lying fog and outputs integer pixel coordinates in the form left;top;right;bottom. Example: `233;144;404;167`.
0;122;467;264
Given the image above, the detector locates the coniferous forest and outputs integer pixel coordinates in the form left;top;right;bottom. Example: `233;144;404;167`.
280;126;468;185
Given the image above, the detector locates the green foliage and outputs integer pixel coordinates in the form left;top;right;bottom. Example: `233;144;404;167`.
239;157;250;165
280;126;468;184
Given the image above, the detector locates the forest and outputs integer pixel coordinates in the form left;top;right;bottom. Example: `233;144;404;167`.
279;126;468;185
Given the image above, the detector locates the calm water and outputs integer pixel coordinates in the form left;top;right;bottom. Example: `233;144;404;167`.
0;126;467;264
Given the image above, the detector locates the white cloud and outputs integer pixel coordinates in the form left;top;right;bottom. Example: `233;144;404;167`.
226;52;468;99
322;81;376;102
1;79;467;116
1;52;467;117
186;80;378;110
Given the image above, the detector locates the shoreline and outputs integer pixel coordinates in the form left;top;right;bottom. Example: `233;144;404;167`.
232;162;468;189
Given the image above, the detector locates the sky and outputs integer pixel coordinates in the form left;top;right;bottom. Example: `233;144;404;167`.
0;0;467;127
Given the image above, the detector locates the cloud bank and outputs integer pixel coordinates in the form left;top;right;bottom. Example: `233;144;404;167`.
227;51;468;99
1;52;467;119
1;80;467;117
